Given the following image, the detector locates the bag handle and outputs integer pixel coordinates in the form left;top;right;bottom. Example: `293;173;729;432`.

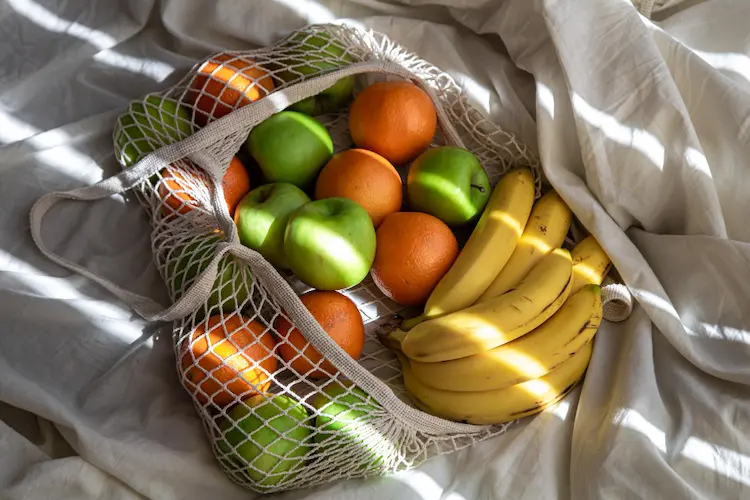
29;60;466;323
225;244;493;435
29;184;236;322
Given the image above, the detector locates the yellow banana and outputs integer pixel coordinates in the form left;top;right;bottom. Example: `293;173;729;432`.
401;248;572;363
400;341;593;425
409;284;602;391
406;373;577;423
571;235;611;294
477;190;572;303
401;168;535;330
505;383;577;421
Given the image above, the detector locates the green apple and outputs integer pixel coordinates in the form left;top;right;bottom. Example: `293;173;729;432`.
288;76;355;116
167;232;251;312
312;383;393;472
114;95;193;167
313;383;378;442
277;32;356;115
246;111;333;188
217;394;312;488
284;197;376;290
407;146;491;226
234;183;311;269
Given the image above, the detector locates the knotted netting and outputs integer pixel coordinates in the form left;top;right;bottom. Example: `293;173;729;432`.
35;23;548;494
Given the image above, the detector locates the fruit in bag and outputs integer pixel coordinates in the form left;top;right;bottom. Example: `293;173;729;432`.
115;95;193;167
180;314;277;407
246;111;333;189
217;394;312;487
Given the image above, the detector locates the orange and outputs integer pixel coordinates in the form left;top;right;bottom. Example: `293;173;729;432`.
188;53;275;126
157;156;250;217
371;212;458;306
275;291;364;379
180;313;277;407
219;157;252;215
315;148;403;227
349;81;437;165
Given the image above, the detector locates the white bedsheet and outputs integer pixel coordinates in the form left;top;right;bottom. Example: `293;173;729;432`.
2;0;750;498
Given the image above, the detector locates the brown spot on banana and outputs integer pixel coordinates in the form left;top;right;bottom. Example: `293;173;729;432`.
563;334;596;350
578;320;594;336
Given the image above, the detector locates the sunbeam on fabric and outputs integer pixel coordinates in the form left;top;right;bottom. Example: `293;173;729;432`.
7;0;174;82
272;0;336;23
0;108;39;144
684;147;712;179
0;108;104;185
537;82;555;119
548;399;571;420
697;322;750;344
0;249;142;343
571;93;666;169
630;287;681;322
455;73;492;115
691;50;750;84
638;11;750;86
615;408;750;488
394;470;468;500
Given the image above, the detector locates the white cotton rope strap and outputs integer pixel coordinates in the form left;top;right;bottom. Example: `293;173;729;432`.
636;0;655;18
601;278;634;323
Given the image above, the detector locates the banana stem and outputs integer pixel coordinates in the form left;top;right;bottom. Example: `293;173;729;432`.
401;314;426;331
382;329;406;352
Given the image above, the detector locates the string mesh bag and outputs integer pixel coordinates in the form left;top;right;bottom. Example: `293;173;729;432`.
29;22;628;494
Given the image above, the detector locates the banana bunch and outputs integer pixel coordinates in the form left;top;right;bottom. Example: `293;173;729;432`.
387;169;613;425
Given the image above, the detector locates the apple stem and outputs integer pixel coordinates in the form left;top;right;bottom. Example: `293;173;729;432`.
471;184;486;193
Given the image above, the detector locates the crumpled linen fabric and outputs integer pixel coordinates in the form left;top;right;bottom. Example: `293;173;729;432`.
1;0;749;498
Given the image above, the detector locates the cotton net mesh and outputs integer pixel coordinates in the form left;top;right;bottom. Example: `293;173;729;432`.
111;23;543;494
